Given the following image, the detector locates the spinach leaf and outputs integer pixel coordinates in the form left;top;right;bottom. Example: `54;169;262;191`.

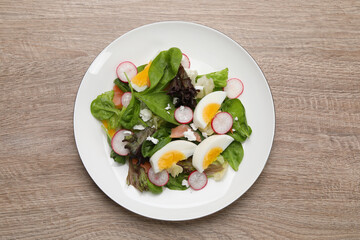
135;91;179;125
137;64;147;72
114;78;130;92
108;112;121;129
90;91;120;120
147;47;182;92
110;150;127;164
196;68;228;88
221;98;252;142
141;128;171;157
222;141;244;171
166;173;189;190
119;89;141;129
147;178;163;194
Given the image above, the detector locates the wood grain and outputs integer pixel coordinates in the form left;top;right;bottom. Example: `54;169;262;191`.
1;0;359;239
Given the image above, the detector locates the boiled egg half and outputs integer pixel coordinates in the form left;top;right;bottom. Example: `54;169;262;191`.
192;135;234;173
130;62;151;92
193;91;227;129
150;140;197;173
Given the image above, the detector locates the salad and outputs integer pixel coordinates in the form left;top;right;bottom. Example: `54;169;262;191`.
90;47;252;194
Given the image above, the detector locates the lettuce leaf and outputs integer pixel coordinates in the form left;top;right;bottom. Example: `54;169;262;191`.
222;141;244;171
196;68;228;88
90;91;121;120
221;98;252;142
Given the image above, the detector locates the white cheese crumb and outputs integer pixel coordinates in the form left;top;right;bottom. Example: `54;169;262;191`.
133;125;145;130
195;86;204;91
232;129;236;132
165;103;171;110
184;68;198;84
180;105;185;111
201;132;208;138
140;109;152;122
184;129;197;141
234;117;238;121
190;123;198;131
167;111;170;114
151;125;156;128
182;179;189;187
173;97;179;105
146;136;159;144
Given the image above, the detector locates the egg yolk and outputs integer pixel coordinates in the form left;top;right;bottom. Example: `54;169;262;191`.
131;62;151;87
203;103;220;124
101;120;116;137
203;147;223;169
158;150;186;170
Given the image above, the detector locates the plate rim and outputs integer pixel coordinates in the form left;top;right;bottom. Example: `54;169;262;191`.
73;20;276;221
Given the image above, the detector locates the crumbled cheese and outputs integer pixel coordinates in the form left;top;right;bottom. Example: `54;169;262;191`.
182;179;189;187
140;109;152;122
167;111;170;114
234;117;238;121
184;129;197;141
201;131;208;138
165;103;171;110
146;136;159;144
151;125;156;128
133;125;145;130
232;129;236;132
195;86;204;91
180;105;185;111
173;97;179;105
190;123;198;131
184;68;198;84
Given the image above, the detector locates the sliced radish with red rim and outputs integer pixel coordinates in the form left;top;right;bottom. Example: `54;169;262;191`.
188;170;208;190
111;129;132;156
211;112;233;134
148;167;169;187
181;53;190;68
116;61;137;83
174;106;193;124
121;92;132;108
224;78;244;99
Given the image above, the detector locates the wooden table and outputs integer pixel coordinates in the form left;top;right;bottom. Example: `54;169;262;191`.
1;1;359;239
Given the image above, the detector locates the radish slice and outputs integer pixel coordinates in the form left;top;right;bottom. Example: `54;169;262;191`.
116;61;137;83
181;53;190;68
121;92;132;108
111;129;132;156
224;78;244;99
148;167;169;187
174;106;193;124
188;171;208;190
211;112;233;134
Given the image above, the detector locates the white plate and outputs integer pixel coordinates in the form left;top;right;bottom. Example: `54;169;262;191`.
74;21;275;221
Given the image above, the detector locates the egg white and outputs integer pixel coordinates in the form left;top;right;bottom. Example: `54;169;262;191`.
192;135;234;173
193;91;227;129
150;140;197;173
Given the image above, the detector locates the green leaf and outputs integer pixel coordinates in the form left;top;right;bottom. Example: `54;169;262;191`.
196;68;228;88
135;91;179;125
110;150;127;164
137;64;147;73
222;141;244;171
90;91;120;120
221;98;252;142
147;47;182;92
166;173;189;190
141;128;171;157
147;178;163;194
114;78;130;92
119;90;141;129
